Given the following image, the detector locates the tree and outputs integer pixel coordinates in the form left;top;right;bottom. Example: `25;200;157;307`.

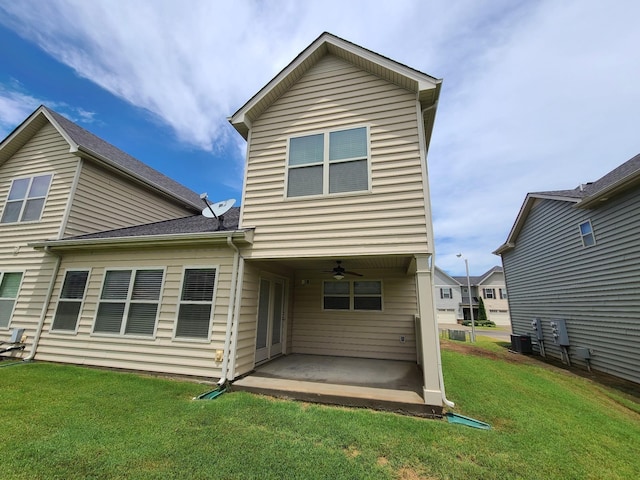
477;296;488;322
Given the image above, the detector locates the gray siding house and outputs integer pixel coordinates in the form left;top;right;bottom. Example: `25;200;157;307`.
495;153;640;384
434;267;462;324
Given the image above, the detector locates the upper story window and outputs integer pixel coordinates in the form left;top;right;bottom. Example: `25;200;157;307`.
286;126;369;198
579;220;596;247
1;174;53;224
483;288;496;299
499;288;508;299
440;288;452;299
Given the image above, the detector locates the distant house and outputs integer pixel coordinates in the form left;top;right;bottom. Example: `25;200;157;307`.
495;153;640;384
433;266;510;326
433;267;462;324
0;33;449;409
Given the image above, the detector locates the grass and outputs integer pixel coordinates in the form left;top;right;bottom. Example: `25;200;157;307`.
0;340;638;480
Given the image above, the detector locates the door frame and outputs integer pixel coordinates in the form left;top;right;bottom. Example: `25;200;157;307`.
254;274;288;365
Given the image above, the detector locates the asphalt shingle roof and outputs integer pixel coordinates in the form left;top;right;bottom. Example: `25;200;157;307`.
45;107;203;210
66;207;241;240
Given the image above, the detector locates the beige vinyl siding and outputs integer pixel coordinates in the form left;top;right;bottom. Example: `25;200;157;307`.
290;268;418;361
241;54;429;258
64;161;194;237
37;245;236;378
0;123;78;348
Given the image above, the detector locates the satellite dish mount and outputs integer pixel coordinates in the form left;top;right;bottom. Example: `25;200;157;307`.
200;193;235;230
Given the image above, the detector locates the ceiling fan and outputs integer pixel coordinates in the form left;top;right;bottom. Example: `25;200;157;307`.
324;260;363;280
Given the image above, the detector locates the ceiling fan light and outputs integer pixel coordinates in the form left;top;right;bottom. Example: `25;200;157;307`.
333;273;345;280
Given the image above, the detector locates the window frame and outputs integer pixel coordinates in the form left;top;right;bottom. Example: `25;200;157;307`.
92;267;165;339
499;288;508;299
0;271;24;330
322;279;383;312
440;287;453;299
285;125;371;199
51;269;91;334
483;288;496;299
579;220;596;247
1;173;54;224
173;266;219;342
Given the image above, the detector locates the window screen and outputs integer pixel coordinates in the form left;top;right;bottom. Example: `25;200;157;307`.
52;271;89;331
94;269;163;336
287;127;368;197
176;268;216;339
1;174;52;223
0;272;23;328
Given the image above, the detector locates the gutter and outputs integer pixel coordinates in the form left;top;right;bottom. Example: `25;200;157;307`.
24;246;62;361
29;230;254;251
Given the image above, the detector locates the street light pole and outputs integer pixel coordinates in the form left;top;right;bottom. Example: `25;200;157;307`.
457;253;476;342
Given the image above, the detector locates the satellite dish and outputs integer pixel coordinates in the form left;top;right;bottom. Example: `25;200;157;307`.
201;197;236;219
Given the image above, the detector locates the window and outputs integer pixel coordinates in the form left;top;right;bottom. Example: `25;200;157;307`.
499;288;508;299
323;280;382;311
483;288;495;299
1;174;53;223
0;272;23;328
52;270;89;331
440;288;452;299
94;269;164;336
287;126;369;197
579;220;596;247
175;268;216;339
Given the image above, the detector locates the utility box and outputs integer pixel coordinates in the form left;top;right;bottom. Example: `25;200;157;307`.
549;319;570;346
531;318;544;341
448;330;467;342
511;334;532;354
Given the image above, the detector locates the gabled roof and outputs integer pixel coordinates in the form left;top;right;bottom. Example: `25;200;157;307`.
452;266;503;287
434;266;462;286
495;153;640;254
229;31;442;145
0;106;203;211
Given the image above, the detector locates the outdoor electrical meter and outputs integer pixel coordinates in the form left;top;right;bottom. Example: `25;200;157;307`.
531;318;543;341
549;319;570;346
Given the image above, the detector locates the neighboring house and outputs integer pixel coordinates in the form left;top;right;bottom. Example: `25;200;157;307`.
494;153;640;384
0;33;448;407
433;267;463;324
441;266;510;326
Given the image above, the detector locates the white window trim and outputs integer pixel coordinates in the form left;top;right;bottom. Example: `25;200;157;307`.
91;267;165;339
284;125;372;200
440;287;452;299
50;268;91;335
579;220;596;247
0;270;24;330
0;173;54;224
322;279;383;312
172;265;219;343
483;288;495;299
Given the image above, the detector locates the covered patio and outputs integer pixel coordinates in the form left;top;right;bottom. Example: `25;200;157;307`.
232;354;443;417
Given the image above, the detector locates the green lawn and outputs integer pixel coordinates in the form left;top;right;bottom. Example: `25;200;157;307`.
1;339;638;480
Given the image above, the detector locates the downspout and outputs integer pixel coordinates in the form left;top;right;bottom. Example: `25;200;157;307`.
227;255;245;380
420;101;455;408
25;246;62;361
217;235;240;385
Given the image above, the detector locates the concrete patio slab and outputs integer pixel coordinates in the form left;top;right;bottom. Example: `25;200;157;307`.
231;354;442;417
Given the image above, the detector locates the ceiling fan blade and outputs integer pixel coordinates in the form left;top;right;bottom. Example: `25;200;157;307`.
344;270;363;277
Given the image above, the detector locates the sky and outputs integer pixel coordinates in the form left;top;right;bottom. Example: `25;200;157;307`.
0;0;638;276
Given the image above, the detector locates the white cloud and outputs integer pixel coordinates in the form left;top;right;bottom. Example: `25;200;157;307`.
1;0;638;275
